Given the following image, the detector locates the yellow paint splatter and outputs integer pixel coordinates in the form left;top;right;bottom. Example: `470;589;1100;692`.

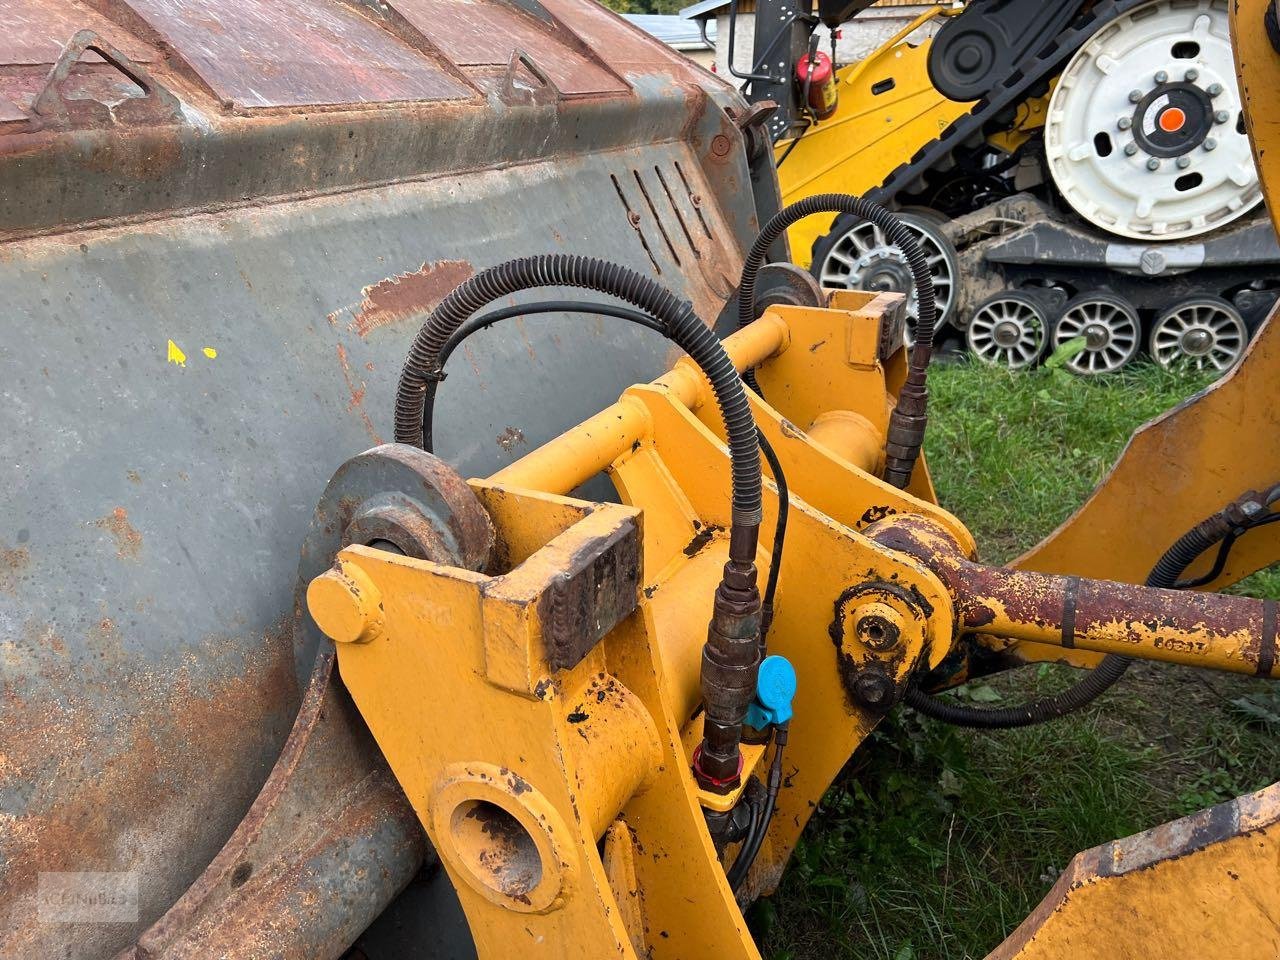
167;339;187;367
202;347;218;359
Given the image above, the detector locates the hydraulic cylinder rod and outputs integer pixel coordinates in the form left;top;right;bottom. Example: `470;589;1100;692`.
872;516;1279;679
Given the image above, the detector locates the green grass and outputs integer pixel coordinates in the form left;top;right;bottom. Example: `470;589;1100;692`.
759;359;1280;960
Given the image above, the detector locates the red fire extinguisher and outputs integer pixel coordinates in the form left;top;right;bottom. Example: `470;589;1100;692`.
797;51;838;120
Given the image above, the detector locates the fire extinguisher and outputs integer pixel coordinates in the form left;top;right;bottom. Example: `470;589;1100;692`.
796;50;838;120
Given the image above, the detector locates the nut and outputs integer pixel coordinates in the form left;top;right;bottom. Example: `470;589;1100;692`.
851;671;896;712
853;603;904;651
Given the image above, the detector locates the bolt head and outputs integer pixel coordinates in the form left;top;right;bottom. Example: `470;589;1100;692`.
1215;109;1231;124
1185;68;1200;81
308;562;384;644
1176;155;1192;169
854;608;903;651
1147;158;1161;171
1118;116;1133;130
1155;70;1168;83
1207;82;1224;97
1204;137;1218;151
1129;89;1144;103
851;672;896;711
1124;143;1140;156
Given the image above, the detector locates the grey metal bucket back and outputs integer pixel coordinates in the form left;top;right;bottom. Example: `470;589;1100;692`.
0;2;777;956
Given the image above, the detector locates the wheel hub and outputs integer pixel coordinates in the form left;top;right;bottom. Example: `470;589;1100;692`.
857;254;913;296
1180;326;1214;355
1085;324;1111;349
993;320;1022;347
1132;81;1214;157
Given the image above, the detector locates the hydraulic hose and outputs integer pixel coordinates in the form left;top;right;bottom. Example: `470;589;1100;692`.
906;489;1277;728
396;254;762;528
736;194;937;489
394;254;764;793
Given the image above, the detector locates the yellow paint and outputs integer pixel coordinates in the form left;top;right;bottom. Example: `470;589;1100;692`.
202;346;218;359
774;8;971;264
166;339;186;367
309;233;1280;957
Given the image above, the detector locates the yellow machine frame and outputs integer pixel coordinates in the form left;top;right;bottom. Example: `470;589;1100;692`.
309;290;1280;958
298;3;1280;956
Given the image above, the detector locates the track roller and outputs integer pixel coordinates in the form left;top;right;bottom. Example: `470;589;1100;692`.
1052;292;1142;375
813;210;959;341
965;291;1051;369
1149;295;1248;372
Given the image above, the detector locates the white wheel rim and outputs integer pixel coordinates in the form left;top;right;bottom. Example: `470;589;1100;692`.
967;296;1047;369
817;216;957;336
1054;298;1141;374
1150;299;1246;370
1044;0;1261;240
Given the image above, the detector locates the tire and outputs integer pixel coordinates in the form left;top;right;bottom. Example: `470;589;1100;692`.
1051;292;1142;375
1149;295;1248;373
966;291;1051;369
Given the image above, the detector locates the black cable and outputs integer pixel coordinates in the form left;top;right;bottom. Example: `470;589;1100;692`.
736;194;936;489
728;721;788;891
907;492;1280;729
756;429;788;638
437;300;664;369
426;299;792;626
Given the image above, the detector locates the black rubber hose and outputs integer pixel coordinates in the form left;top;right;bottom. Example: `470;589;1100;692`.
727;722;788;892
905;512;1233;729
395;254;763;528
735;194;936;489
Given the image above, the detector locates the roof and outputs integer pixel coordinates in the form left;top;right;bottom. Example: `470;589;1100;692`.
678;0;727;21
622;13;716;49
680;0;929;19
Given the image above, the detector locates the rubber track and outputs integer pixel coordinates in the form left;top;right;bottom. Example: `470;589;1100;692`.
867;0;1152;208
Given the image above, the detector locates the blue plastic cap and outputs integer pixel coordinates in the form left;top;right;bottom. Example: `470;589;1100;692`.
746;654;797;728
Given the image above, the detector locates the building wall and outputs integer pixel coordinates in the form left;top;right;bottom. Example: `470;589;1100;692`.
713;3;940;75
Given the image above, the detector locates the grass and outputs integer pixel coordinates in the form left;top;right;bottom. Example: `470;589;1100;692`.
758;358;1280;960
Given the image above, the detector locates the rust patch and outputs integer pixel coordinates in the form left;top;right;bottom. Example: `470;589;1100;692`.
336;345;382;445
126;470;142;485
93;507;142;561
0;546;29;594
496;427;526;452
351;260;474;338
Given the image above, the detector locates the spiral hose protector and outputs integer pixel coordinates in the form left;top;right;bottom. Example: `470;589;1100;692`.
905;515;1229;729
736;194;936;489
394;254;763;527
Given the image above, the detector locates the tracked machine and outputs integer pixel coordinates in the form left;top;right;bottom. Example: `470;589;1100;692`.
712;0;1280;373
3;0;1280;959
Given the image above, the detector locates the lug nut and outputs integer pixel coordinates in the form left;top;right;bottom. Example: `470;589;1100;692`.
1185;68;1200;81
1214;109;1231;124
1129;88;1144;103
1155;70;1168;83
1207;82;1224;97
1124;143;1140;156
1147;158;1161;171
1204;137;1218;151
1118;116;1133;130
1176;155;1192;169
